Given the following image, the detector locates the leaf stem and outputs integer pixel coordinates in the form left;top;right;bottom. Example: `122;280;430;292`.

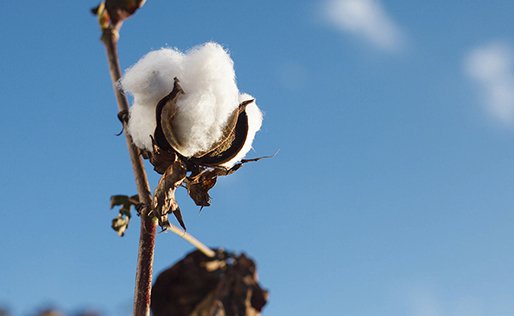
166;225;216;258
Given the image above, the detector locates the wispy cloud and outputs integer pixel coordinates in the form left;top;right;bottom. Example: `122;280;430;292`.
465;41;514;125
400;284;487;316
322;0;405;52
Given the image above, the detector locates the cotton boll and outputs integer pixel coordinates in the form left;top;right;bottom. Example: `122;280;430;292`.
121;42;258;160
221;94;263;168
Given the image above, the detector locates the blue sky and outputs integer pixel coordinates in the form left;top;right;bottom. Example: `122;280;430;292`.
1;0;514;315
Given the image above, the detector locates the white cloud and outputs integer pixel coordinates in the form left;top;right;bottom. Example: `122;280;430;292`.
322;0;405;52
407;287;442;316
465;41;514;125
392;284;479;316
408;290;486;316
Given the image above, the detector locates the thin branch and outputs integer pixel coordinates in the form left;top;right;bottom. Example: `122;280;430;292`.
101;27;156;316
166;225;216;258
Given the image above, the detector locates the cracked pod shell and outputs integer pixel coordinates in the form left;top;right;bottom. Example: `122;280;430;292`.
154;79;252;167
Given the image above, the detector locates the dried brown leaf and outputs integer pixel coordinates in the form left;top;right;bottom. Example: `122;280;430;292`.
109;194;138;236
111;214;130;237
185;171;218;207
153;157;187;230
151;249;268;316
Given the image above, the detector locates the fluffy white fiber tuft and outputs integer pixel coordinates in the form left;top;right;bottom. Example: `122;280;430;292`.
121;42;257;162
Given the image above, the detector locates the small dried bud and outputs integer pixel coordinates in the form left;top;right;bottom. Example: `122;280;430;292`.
92;0;145;30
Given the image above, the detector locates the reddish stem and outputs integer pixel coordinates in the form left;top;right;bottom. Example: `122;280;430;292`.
101;27;156;316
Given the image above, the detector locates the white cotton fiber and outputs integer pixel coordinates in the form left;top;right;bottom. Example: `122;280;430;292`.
172;43;239;157
121;48;184;150
125;103;157;150
221;94;263;168
120;42;252;159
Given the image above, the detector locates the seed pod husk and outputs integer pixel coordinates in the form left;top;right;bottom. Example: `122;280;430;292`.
154;78;253;167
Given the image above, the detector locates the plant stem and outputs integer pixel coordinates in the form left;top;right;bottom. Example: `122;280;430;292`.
101;27;156;316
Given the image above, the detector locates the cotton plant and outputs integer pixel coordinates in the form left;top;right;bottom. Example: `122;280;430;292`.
119;42;265;230
94;3;270;314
